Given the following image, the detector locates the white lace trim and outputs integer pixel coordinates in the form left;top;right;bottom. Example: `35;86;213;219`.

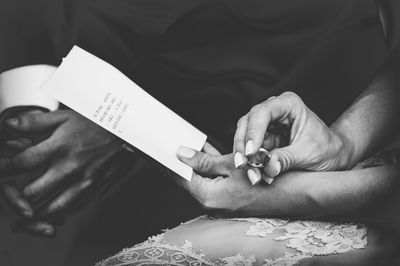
96;233;256;266
229;217;367;265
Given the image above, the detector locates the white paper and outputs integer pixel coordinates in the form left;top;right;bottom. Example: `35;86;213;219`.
41;46;207;180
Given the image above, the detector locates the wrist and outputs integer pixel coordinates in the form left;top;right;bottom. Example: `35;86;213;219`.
329;125;357;170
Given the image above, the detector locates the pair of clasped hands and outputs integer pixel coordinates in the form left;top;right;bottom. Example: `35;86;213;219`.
0;91;348;237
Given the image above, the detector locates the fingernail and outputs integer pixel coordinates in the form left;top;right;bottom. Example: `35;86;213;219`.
5;118;19;127
43;228;55;237
264;177;274;185
234;152;247;168
275;161;281;176
22;210;33;218
247;169;261;186
245;140;254;156
82;179;93;189
177;146;196;159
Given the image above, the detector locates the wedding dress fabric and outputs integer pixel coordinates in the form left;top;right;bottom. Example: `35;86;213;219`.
97;217;367;266
97;150;399;266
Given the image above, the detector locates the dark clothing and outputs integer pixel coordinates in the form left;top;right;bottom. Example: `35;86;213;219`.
0;1;391;265
1;0;389;150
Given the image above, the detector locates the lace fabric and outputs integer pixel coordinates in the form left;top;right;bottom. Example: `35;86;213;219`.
97;149;400;266
229;217;367;265
97;217;367;266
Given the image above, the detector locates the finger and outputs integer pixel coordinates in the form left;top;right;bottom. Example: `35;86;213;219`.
262;174;275;185
2;138;33;150
40;179;93;218
0;184;34;218
0;139;55;173
4;111;68;133
1;138;33;157
262;133;276;150
263;145;297;178
247;168;262;186
244;96;296;156
23;161;79;202
42;151;134;219
202;142;221;156
233;115;249;168
13;219;56;238
175;172;222;206
233;115;248;154
244;104;271;156
177;146;229;176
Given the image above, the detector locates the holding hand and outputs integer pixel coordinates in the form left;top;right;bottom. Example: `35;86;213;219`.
0;109;135;237
233;92;353;184
175;144;259;213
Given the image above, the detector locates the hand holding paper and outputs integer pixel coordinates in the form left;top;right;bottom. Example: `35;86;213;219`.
41;46;207;180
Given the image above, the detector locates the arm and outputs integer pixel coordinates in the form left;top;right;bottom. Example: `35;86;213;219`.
176;147;400;232
233;48;400;184
246;164;400;224
331;48;400;169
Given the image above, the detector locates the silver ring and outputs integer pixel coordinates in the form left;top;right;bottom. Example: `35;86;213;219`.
247;147;271;168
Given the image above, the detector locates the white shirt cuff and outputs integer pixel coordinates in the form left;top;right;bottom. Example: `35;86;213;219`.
0;65;59;114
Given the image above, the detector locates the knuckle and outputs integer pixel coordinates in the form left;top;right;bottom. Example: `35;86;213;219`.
246;128;258;139
280;91;302;103
67;159;81;172
197;154;213;172
55;142;71;155
17;115;33;130
81;178;94;189
280;91;298;98
278;149;295;169
50;201;64;213
249;104;264;115
236;115;247;127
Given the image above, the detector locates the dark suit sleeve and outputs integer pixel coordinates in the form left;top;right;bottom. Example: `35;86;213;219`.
0;0;71;73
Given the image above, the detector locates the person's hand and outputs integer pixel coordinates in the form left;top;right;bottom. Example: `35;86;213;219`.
0;108;56;236
0;109;135;237
175;144;259;213
233;91;352;185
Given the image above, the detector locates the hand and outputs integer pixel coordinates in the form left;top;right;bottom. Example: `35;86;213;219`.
0;110;135;237
0;108;57;236
233;91;352;185
175;144;258;213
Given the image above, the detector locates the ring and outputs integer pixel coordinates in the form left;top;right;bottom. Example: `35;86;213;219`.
247;147;271;168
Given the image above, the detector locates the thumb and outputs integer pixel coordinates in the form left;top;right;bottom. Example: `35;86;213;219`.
177;146;228;176
263;145;297;178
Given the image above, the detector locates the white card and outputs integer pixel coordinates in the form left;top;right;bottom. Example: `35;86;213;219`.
41;46;207;180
